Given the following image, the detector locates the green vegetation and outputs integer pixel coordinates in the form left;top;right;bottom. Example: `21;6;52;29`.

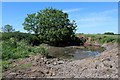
104;32;114;35
1;32;49;71
2;24;15;32
22;7;82;46
1;32;40;46
1;38;48;71
84;34;119;44
1;60;12;71
1;38;49;60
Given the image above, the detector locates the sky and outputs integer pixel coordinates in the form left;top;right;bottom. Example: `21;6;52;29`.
2;2;118;34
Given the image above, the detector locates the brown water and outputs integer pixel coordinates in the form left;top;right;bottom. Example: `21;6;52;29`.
48;46;105;60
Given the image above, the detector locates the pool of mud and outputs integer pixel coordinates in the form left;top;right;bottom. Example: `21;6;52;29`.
48;45;105;60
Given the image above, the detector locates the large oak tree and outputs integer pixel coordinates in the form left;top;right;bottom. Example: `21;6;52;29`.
23;7;77;46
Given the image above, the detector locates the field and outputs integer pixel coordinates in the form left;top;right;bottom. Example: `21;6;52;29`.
76;33;119;44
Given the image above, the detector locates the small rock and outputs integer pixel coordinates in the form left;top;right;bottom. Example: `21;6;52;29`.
8;72;17;77
53;62;57;65
41;58;44;60
58;61;64;64
102;58;111;62
52;72;56;76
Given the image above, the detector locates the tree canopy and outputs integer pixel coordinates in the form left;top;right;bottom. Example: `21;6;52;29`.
104;32;114;35
2;24;15;32
23;8;80;46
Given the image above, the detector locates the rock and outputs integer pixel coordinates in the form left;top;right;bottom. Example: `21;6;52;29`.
52;72;56;76
53;62;57;65
102;58;111;62
58;61;64;64
41;57;44;60
7;72;17;77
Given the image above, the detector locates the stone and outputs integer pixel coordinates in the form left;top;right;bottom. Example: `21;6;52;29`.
58;61;64;64
53;62;57;65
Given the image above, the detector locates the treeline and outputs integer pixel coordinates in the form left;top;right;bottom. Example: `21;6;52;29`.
77;32;119;35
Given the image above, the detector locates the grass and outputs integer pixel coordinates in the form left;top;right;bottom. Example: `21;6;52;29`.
1;60;12;71
1;38;49;71
84;34;119;44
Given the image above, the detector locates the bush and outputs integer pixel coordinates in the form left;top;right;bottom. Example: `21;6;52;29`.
31;44;49;58
1;32;41;46
2;38;49;60
2;38;30;60
71;37;86;46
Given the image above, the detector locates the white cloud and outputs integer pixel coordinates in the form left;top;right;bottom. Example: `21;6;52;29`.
90;9;117;16
63;8;82;13
76;9;118;28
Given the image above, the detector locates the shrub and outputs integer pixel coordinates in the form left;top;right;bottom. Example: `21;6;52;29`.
31;44;49;58
1;32;41;46
2;38;49;60
2;38;30;60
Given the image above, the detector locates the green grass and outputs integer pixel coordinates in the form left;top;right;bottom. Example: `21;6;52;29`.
1;60;12;71
1;38;49;71
84;34;119;44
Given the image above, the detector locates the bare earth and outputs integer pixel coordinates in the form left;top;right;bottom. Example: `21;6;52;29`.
3;43;119;78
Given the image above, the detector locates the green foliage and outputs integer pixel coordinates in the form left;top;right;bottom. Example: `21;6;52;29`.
2;38;49;60
23;7;77;46
31;44;49;58
1;32;40;46
99;36;116;43
2;38;30;60
2;24;15;32
85;34;119;44
2;60;12;71
1;39;49;71
104;32;114;35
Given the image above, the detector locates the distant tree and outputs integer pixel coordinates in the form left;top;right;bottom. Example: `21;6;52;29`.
2;24;15;32
104;32;114;35
23;7;77;46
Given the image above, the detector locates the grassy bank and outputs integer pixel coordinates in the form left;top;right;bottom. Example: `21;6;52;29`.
83;34;119;44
